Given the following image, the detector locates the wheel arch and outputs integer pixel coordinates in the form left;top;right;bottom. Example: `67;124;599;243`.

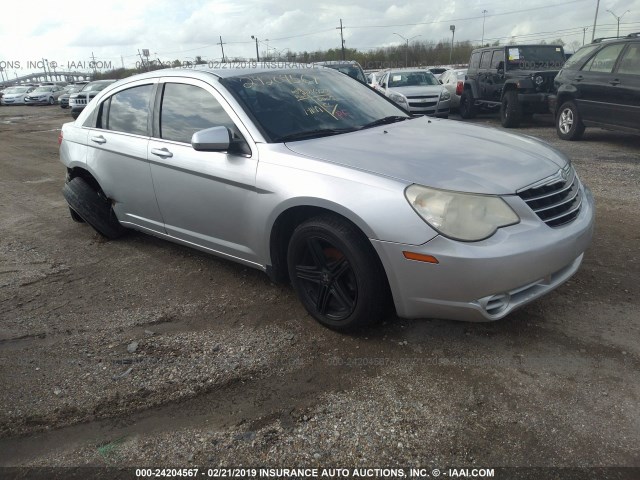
66;166;103;194
267;203;380;285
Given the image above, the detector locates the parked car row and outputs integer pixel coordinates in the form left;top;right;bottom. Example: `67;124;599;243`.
458;33;639;140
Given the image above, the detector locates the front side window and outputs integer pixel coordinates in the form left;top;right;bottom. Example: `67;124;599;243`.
104;84;153;136
159;83;239;144
491;50;505;69
563;45;599;70
584;43;625;73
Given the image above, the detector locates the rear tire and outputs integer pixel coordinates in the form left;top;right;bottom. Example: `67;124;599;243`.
287;215;390;331
556;101;585;141
62;177;126;239
459;90;477;119
501;90;521;128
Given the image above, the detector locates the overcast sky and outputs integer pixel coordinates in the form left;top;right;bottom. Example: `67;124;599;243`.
1;0;639;78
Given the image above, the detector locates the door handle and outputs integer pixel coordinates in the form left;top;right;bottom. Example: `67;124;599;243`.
90;135;106;144
151;147;173;158
609;79;620;86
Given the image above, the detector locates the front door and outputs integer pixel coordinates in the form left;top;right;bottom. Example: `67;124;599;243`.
148;79;260;264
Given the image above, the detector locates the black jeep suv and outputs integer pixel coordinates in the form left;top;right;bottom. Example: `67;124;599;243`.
460;44;565;127
552;33;640;140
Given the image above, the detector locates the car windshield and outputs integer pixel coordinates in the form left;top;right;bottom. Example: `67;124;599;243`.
5;87;29;93
506;46;565;70
221;69;409;143
388;71;439;87
33;87;53;93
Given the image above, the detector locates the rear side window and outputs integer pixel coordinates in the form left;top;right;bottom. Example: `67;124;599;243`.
469;52;481;70
583;43;625;73
480;51;492;69
104;85;153;136
617;44;640;75
159;83;238;144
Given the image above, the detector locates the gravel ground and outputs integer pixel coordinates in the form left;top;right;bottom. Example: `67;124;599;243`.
0;106;638;473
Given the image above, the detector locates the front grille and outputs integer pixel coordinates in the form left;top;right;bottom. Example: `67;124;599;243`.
517;164;582;227
408;101;437;108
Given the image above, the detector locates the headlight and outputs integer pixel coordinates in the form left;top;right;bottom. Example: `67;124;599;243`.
389;93;408;107
440;90;451;101
405;185;520;241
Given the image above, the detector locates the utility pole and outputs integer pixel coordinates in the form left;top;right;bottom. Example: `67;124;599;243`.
121;56;125;69
337;19;346;60
481;10;488;46
582;26;589;45
251;36;260;62
218;36;226;63
591;0;600;42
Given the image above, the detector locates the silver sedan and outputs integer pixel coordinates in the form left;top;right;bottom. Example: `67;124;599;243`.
440;68;468;110
59;65;594;331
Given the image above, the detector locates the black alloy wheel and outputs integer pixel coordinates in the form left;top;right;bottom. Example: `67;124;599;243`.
287;215;389;331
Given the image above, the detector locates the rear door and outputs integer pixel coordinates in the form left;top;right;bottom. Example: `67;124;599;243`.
85;79;164;233
612;42;640;131
148;78;260;264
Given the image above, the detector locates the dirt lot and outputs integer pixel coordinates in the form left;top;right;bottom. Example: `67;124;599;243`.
0;105;638;473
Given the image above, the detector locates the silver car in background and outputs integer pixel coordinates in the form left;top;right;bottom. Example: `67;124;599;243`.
59;66;594;331
1;85;36;105
440;68;468;110
376;69;450;117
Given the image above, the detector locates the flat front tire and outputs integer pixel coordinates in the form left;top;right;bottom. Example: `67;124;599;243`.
62;177;126;239
287;215;390;331
556;101;585;141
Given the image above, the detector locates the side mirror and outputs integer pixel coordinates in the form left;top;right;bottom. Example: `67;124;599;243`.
191;126;231;152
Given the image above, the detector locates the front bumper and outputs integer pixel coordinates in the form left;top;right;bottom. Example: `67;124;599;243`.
371;185;595;322
517;92;553;104
25;98;49;105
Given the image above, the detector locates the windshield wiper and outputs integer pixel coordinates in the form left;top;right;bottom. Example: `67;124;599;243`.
360;116;410;130
277;128;358;142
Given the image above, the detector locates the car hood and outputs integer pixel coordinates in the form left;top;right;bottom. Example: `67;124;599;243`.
388;85;443;96
284;117;567;194
3;93;25;98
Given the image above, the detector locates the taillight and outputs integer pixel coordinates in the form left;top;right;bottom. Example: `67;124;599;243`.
455;81;463;96
58;130;63;146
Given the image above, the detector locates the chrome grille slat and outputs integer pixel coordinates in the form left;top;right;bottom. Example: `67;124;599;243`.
541;195;583;224
532;184;580;214
517;166;582;228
